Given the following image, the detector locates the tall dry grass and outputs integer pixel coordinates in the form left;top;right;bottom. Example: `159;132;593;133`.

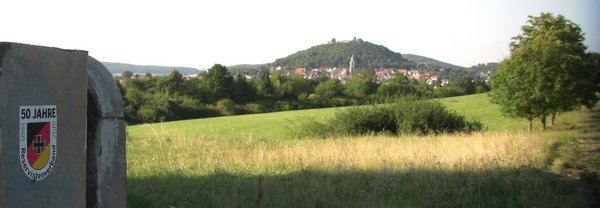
128;131;593;207
128;132;548;177
256;133;545;172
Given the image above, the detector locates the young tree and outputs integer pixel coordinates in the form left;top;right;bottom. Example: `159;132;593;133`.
269;71;287;98
205;64;234;102
232;73;256;103
490;56;542;133
256;68;274;97
490;12;596;132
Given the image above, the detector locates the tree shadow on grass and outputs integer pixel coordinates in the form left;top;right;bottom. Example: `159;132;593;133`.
544;104;600;206
128;167;588;208
585;107;600;140
544;105;600;169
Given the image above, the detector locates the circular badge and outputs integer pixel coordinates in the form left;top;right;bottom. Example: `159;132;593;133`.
19;105;57;181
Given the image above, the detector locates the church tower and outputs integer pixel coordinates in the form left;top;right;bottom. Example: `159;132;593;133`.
349;54;356;75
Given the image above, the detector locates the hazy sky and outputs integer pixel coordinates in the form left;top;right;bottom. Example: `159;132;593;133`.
2;0;599;69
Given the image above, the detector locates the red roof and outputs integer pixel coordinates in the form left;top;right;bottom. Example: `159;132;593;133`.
295;67;306;74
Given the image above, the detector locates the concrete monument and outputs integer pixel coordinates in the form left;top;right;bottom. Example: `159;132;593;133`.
0;42;126;207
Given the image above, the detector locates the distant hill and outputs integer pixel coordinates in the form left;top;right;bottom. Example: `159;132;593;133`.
102;62;200;75
227;64;268;75
402;54;465;70
272;38;415;70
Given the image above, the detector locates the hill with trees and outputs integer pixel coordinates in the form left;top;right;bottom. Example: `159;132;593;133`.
271;38;415;70
227;64;268;75
264;38;493;82
102;62;200;75
402;54;465;70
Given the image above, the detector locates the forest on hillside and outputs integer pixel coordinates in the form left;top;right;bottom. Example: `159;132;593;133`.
272;38;415;70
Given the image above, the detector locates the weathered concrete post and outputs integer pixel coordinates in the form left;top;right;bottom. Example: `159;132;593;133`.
0;42;88;207
0;42;126;207
86;56;127;207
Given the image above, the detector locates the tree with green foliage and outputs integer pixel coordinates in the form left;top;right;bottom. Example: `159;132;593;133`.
315;78;343;98
376;74;412;97
577;52;600;108
204;64;234;102
277;74;314;99
490;56;540;132
344;69;378;98
232;73;256;104
269;71;287;98
121;70;133;79
157;70;184;96
490;12;597;132
256;68;274;97
590;52;600;90
434;77;488;98
410;80;433;98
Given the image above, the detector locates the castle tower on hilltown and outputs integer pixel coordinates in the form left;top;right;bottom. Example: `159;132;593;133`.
349;54;356;75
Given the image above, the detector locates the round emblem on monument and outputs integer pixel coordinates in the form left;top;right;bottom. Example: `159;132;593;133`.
19;105;57;181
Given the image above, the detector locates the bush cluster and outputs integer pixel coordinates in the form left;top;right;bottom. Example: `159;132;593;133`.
297;97;484;137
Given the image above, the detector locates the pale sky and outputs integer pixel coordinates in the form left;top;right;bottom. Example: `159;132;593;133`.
2;0;599;69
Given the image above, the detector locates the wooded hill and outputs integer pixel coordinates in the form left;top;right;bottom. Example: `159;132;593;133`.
265;38;497;81
102;62;200;75
271;38;415;70
402;54;465;70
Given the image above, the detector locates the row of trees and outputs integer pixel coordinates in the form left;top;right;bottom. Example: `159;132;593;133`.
490;13;600;132
118;65;487;124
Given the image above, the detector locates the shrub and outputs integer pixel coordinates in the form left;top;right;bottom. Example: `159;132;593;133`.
243;103;266;114
172;97;221;119
297;97;484;137
216;98;237;116
276;101;293;111
331;105;397;135
297;92;309;101
393;99;484;135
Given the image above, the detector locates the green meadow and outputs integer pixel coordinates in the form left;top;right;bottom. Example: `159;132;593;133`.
127;93;599;207
128;106;335;142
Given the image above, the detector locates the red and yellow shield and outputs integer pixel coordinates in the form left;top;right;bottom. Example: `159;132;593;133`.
26;122;51;170
19;105;57;181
